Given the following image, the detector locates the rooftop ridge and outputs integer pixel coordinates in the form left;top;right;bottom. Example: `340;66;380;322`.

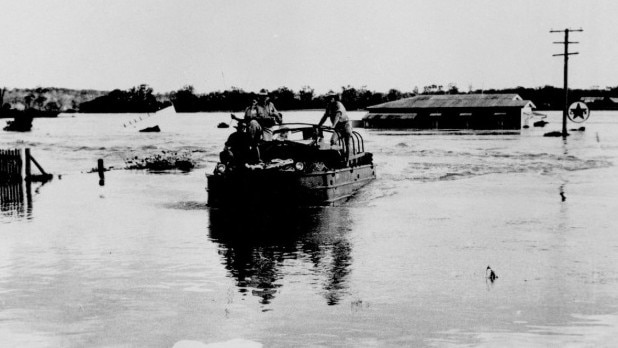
367;94;532;110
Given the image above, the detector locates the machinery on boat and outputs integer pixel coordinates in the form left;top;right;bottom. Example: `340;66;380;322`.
207;123;376;206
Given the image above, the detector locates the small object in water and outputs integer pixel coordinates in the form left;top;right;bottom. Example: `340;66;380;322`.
217;122;230;128
544;131;568;137
486;266;498;282
139;125;161;132
522;125;529;129
533;120;548;127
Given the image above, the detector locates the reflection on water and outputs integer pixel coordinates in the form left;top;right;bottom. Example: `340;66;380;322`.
0;181;32;220
208;207;353;306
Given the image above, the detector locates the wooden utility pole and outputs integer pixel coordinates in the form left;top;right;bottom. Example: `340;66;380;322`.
551;28;583;138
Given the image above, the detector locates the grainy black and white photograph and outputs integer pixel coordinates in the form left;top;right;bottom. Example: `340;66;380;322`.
1;1;618;347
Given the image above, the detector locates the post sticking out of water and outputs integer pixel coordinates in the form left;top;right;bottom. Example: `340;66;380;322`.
98;159;105;186
24;148;32;180
551;28;583;138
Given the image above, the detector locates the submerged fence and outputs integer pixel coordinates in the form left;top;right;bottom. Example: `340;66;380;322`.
0;148;48;218
0;149;24;183
0;148;52;183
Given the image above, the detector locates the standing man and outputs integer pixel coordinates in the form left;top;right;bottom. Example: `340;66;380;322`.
257;91;282;141
242;98;264;145
261;92;283;125
318;92;353;162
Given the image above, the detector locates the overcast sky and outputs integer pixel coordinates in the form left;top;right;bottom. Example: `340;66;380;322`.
0;0;616;94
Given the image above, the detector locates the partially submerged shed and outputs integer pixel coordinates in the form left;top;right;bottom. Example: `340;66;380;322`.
363;94;536;130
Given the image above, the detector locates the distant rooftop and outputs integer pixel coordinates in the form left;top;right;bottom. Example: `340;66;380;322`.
580;96;618;104
368;94;535;110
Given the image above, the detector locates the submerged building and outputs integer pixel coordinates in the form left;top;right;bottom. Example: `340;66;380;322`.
363;94;536;130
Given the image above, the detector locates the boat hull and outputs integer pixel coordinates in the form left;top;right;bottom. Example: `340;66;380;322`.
207;163;376;207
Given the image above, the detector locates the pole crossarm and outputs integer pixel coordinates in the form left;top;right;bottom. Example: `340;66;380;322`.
550;28;583;33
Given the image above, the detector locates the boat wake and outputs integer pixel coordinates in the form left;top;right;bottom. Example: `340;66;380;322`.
375;149;612;183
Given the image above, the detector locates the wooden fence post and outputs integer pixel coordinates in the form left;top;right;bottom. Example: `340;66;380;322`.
24;148;31;180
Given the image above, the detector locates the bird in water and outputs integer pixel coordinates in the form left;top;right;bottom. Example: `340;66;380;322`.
486;266;498;282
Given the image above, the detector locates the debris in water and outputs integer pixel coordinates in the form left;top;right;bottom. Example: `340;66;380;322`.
124;151;195;171
486;266;498;282
560;185;567;202
139;125;160;132
544;131;568;137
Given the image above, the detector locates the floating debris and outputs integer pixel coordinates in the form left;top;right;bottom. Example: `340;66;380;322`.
124;151;195;171
486;266;498;282
544;131;568;137
139;125;160;132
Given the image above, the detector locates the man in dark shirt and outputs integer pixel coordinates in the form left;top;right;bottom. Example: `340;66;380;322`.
219;121;252;168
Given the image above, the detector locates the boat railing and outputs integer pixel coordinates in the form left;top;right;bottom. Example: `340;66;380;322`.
274;123;366;157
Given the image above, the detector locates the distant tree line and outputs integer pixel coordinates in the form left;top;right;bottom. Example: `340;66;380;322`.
470;85;618;110
169;85;415;112
7;83;618;114
1;87;106;113
168;84;618;113
79;84;171;113
413;84;618;110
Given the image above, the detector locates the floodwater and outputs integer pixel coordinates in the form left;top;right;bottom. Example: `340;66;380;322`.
1;110;618;347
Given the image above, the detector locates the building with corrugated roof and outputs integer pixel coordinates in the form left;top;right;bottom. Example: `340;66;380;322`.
363;94;536;130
